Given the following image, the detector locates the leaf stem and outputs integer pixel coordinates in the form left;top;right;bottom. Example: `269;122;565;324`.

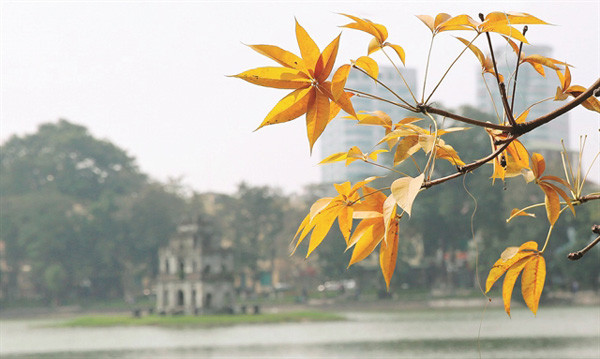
351;65;415;110
381;48;419;104
424;34;480;105
510;26;528;113
345;88;415;112
478;13;516;127
364;160;410;177
421;35;435;103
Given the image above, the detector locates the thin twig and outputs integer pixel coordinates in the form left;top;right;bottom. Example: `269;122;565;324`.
421;36;435;103
352;65;415;110
381;48;419;104
479;13;516;126
510;26;528;113
345;88;415;112
424;34;480;105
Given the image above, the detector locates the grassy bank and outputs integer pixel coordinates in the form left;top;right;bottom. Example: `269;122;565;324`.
58;311;344;328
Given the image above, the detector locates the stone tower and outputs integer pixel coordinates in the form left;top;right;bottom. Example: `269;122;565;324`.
155;217;234;314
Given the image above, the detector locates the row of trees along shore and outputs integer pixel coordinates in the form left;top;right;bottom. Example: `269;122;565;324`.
0;117;597;307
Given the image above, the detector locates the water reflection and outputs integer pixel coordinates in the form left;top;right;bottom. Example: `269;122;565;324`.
2;306;598;358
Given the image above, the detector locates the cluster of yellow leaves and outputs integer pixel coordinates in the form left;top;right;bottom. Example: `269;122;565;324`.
503;37;569;77
417;12;548;43
486;241;546;316
555;66;600;113
364;114;467;166
506;153;575;225
233;20;356;151
293;174;425;289
530;153;574;225
341;14;406;64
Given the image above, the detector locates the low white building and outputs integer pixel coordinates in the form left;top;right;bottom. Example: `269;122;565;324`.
155;219;234;314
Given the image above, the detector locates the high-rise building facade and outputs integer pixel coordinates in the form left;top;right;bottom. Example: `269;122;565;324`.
476;45;569;151
320;66;417;184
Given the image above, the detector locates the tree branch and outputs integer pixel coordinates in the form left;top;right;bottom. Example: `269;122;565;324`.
568;225;600;260
425;106;511;131
422;139;513;188
517;77;600;134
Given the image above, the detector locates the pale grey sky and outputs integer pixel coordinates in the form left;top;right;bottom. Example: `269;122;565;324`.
1;0;598;194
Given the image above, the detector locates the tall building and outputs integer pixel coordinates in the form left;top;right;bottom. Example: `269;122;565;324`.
476;45;570;151
320;66;417;184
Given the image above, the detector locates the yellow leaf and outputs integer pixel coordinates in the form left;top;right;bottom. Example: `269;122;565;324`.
331;64;351;100
438;14;479;32
316;34;341;82
345;146;363;166
257;87;314;130
354;56;379;79
319;152;348;164
482;23;528;44
541;181;575;216
233;67;311;89
394;137;420;166
390;173;425;217
418;134;435;153
352;186;386;219
485;241;538;293
291;213;311;255
456;37;485;66
368;37;381;55
515;109;529;124
337;205;353;245
305;88;331;152
348;218;385;266
306;205;339;257
539;182;560;225
247;44;307;71
415;15;435;33
340;14;387;44
531;152;546;178
382;194;397;246
435;140;465;166
384;43;406;65
506;208;536;223
295;20;320;71
566;86;600;113
356;111;393;129
502;255;535;316
500;247;520;261
379;215;399;290
521;255;546;315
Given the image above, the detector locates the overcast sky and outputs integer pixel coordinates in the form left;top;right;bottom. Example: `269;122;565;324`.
1;0;598;194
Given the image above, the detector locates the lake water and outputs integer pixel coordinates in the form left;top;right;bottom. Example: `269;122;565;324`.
1;306;598;358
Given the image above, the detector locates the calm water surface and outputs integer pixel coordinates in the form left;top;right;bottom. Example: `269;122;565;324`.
1;306;598;358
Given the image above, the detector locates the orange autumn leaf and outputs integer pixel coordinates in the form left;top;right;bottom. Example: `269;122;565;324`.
341;14;406;64
486;241;539;293
234;20;356;152
456;37;504;82
292;178;377;255
486;241;545;316
555;68;600;113
521;255;546;315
